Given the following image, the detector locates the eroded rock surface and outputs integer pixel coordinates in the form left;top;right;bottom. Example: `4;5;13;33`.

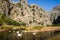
0;0;52;26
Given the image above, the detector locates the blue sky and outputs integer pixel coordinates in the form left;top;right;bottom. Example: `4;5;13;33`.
12;0;60;11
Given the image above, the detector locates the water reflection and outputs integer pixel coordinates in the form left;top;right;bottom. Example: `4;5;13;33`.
0;29;60;40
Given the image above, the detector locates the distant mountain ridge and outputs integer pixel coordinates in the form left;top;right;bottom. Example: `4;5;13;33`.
49;4;60;25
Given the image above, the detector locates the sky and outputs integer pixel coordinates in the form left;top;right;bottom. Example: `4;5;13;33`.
12;0;60;11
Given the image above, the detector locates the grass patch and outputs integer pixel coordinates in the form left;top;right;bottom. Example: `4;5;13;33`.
32;26;43;30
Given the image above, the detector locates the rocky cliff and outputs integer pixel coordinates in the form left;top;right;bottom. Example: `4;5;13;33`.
49;4;60;24
0;0;52;26
0;0;10;16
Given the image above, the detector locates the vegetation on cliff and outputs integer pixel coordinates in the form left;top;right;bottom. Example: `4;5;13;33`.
0;14;26;26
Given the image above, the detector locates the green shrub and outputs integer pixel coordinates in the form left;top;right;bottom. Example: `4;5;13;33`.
0;14;26;26
41;23;44;25
33;20;37;23
21;12;25;16
38;22;41;24
52;23;60;26
32;12;35;15
0;14;6;25
20;22;26;26
29;21;32;24
6;19;20;26
32;9;35;11
39;15;42;17
6;18;26;26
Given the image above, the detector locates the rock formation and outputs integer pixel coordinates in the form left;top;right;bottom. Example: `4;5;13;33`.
0;0;52;26
49;4;60;24
0;0;10;16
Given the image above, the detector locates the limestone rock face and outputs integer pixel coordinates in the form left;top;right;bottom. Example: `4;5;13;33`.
0;0;52;26
0;0;10;16
49;4;60;24
10;0;52;26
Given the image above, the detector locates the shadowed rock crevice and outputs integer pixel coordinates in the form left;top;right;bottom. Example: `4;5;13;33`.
53;16;60;24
